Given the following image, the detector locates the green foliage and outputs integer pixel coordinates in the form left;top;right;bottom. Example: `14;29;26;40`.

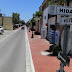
47;0;67;6
19;20;25;25
52;45;61;55
30;28;35;31
30;18;36;26
26;21;30;27
47;1;53;6
12;13;20;24
59;0;67;4
35;11;42;19
30;18;36;23
53;3;58;5
34;31;41;35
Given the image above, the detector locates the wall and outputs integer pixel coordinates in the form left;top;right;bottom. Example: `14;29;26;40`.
69;1;72;7
43;7;48;29
3;17;13;30
43;7;56;29
0;17;2;26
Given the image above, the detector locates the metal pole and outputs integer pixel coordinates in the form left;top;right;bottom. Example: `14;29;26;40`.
31;24;34;38
60;62;64;72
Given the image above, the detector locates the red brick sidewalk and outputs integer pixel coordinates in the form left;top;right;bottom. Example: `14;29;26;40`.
27;30;72;72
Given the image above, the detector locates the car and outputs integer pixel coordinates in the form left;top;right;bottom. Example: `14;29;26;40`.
0;26;4;34
21;26;24;29
21;26;24;30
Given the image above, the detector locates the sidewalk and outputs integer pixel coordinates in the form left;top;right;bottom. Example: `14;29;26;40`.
27;29;72;72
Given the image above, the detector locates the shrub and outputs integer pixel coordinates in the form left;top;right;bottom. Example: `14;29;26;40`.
30;28;35;31
52;45;61;56
34;31;41;35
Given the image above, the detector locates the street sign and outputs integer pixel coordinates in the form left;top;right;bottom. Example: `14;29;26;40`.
48;5;72;15
60;16;72;25
61;27;72;54
57;6;72;15
58;51;70;67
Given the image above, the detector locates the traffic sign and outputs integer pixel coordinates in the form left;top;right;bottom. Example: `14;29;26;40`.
61;27;72;54
60;16;72;25
48;5;72;15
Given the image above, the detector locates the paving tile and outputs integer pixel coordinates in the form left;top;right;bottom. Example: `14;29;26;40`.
27;29;72;72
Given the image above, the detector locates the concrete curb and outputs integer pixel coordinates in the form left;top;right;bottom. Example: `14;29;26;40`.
25;26;35;72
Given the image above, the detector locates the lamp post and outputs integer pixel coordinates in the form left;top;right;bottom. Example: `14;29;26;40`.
29;19;31;32
31;17;34;38
31;23;34;38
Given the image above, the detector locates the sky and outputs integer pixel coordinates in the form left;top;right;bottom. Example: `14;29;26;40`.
0;0;44;23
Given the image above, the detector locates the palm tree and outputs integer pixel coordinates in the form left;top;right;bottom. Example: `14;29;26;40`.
34;11;42;32
59;0;67;5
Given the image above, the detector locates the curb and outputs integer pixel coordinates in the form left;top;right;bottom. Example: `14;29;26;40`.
25;26;35;72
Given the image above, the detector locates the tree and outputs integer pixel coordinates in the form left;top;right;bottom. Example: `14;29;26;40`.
35;11;42;19
19;20;25;25
30;18;36;26
59;0;67;5
12;13;20;24
34;11;42;32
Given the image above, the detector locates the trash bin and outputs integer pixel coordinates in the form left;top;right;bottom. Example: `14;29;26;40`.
41;28;47;39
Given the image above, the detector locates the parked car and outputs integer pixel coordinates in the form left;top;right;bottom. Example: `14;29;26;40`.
0;26;4;34
21;26;24;30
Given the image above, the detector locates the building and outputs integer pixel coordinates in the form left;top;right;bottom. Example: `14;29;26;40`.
37;0;58;33
41;0;72;54
35;0;49;33
0;17;13;30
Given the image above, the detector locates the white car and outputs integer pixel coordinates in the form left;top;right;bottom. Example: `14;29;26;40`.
0;26;4;34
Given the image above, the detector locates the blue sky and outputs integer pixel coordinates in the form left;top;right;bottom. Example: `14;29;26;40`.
0;0;44;23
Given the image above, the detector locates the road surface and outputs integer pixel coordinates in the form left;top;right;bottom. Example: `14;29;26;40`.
0;27;26;72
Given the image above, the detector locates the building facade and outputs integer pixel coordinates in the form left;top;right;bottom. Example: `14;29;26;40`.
0;17;13;30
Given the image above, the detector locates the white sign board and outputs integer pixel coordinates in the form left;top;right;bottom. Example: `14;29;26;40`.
57;6;72;15
60;16;72;25
48;5;72;15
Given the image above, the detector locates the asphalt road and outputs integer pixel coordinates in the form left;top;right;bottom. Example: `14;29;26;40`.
0;28;26;72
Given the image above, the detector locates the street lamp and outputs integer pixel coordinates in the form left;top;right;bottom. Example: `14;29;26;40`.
31;23;34;38
31;17;34;38
29;19;31;32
